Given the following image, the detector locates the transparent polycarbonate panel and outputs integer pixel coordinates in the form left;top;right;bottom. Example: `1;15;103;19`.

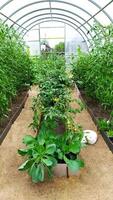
19;14;52;31
1;1;50;21
40;21;64;28
62;0;99;15
104;2;113;23
65;25;88;64
0;0;9;9
91;0;111;7
41;38;64;48
16;10;85;31
6;20;13;27
0;0;112;31
26;41;40;56
9;3;50;23
0;14;6;21
12;24;19;30
16;11;51;27
26;19;72;34
52;8;84;24
65;25;88;53
52;14;80;27
51;2;92;20
95;12;111;25
25;29;39;41
40;27;64;39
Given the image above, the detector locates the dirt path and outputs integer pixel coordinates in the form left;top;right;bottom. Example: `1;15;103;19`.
0;86;113;200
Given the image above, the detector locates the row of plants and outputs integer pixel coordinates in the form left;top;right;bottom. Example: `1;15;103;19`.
18;54;85;182
98;112;113;143
72;23;113;109
0;21;32;122
72;23;113;151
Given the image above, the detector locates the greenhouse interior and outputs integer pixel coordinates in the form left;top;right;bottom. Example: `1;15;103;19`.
0;1;113;200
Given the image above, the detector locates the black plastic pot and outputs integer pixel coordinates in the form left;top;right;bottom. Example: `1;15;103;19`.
58;152;78;164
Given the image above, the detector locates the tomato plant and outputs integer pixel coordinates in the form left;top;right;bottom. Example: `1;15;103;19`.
72;23;113;109
0;22;32;120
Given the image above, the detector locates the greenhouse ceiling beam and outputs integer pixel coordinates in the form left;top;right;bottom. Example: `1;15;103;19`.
18;12;92;39
21;16;90;42
0;11;28;31
4;0;98;25
89;0;113;23
23;18;89;49
0;0;13;10
22;16;90;45
0;0;112;24
15;8;92;34
76;0;113;31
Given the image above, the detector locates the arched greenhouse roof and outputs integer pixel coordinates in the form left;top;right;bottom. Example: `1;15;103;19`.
0;0;113;44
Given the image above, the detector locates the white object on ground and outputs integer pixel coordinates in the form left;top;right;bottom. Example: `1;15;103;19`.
82;130;98;144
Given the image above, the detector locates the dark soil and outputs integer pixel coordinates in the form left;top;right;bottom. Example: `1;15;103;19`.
80;90;111;120
0;90;28;134
58;153;77;164
109;137;113;143
55;118;66;135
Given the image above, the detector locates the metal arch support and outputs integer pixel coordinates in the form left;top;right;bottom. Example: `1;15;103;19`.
0;0;112;24
16;12;92;39
15;7;92;33
4;0;99;24
89;0;113;23
23;18;89;50
0;0;13;10
1;0;113;27
21;16;90;45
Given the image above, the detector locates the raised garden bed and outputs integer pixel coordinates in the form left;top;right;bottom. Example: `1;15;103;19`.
76;87;113;153
0;90;29;144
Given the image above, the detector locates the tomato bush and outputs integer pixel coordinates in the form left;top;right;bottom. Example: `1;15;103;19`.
0;22;32;120
72;23;113;109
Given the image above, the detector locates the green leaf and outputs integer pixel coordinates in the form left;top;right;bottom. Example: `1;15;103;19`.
67;159;84;172
31;164;44;183
23;135;35;145
37;135;45;145
46;144;56;154
69;141;81;154
18;149;28;156
18;159;34;171
49;157;57;166
42;158;53;166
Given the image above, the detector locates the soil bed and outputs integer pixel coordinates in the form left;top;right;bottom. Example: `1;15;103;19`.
80;90;111;120
79;89;113;152
0;89;29;144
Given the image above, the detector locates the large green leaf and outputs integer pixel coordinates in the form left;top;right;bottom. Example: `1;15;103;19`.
69;141;81;154
67;159;84;172
18;149;28;156
23;135;35;145
37;135;45;145
46;144;56;154
42;158;53;166
18;159;34;171
31;164;44;183
49;157;57;166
